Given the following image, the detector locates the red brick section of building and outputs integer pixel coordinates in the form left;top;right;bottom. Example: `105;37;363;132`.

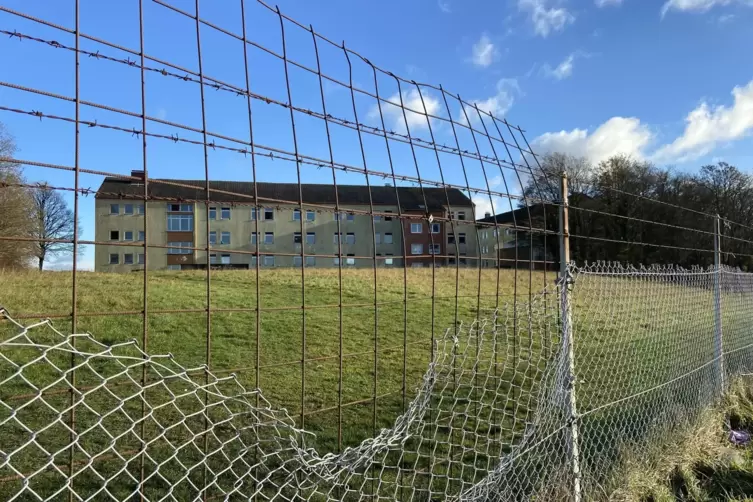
402;210;444;267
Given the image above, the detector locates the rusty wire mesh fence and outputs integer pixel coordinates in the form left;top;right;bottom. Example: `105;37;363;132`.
2;1;753;501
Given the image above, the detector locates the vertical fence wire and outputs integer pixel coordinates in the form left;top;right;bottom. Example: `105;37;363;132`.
137;0;149;493
275;7;308;429
67;1;81;499
191;1;213;496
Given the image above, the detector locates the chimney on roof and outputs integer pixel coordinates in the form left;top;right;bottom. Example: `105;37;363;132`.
485;212;491;218
131;170;145;181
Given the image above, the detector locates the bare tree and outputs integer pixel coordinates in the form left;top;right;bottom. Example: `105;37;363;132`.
32;184;77;270
0;123;34;269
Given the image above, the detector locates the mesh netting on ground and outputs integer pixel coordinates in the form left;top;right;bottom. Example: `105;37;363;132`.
2;263;753;501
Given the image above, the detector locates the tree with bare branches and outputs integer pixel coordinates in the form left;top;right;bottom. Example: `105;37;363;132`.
31;184;78;270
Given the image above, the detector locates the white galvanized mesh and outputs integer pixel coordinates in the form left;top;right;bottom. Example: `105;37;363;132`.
571;263;753;498
0;289;567;502
3;262;753;501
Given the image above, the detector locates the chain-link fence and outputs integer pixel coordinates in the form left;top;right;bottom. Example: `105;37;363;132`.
3;260;753;500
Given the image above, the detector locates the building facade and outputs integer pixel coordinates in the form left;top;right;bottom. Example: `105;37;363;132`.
476;205;558;270
94;173;478;272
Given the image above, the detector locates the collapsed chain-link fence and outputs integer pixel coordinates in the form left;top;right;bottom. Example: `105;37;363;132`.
3;261;753;500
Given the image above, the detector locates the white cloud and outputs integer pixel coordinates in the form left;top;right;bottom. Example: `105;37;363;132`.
459;78;520;124
717;13;736;21
368;89;441;134
531;117;654;163
542;53;576;80
469;34;499;68
661;0;753;17
518;0;575;37
472;195;510;219
438;0;451;13
595;0;623;6
652;79;753;163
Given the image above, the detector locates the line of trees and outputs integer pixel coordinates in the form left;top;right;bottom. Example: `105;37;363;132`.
0;123;79;270
522;153;753;269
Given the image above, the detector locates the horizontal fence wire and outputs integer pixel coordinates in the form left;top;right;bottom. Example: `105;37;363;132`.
2;1;753;501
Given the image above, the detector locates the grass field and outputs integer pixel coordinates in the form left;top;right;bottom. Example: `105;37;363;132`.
2;266;753;500
0;268;550;440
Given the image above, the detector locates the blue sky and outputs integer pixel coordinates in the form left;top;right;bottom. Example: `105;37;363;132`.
1;0;752;269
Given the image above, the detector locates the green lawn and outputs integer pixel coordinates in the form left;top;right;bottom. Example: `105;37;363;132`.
2;266;751;500
0;267;556;500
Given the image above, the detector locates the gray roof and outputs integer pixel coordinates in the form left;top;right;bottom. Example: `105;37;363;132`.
96;177;473;211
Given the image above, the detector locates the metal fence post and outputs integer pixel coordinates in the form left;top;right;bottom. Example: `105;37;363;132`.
559;173;582;502
713;214;725;393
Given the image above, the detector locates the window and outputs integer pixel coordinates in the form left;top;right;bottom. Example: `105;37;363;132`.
167;214;193;231
209;207;217;220
346;254;355;266
124;231;133;241
384;233;393;244
221;207;231;220
448;234;456;245
250;232;258;245
306;210;315;222
431;223;441;234
459;233;467;245
167;264;181;271
385;254;394;266
137;204;145;215
138;231;145;241
411;243;423;255
457;211;466;221
293;255;303;266
110;230;119;241
373;214;381;222
306;232;316;245
333;257;341;266
109;253;119;265
124;253;134;265
209;231;217;245
346;233;355;245
429;244;441;255
250;255;257;267
220;231;230;245
375;233;382;245
138;253;145;264
263;255;275;267
293;209;301;221
384;211;393;221
110;204;119;215
410;223;422;234
505;228;514;236
221;254;231;265
333;233;342;244
168;203;193;212
264;208;274;221
264;232;274;244
335;212;354;222
460;253;467;265
250;207;258;220
124;204;134;215
294;232;302;244
168;242;192;254
210;254;218;264
305;256;316;267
